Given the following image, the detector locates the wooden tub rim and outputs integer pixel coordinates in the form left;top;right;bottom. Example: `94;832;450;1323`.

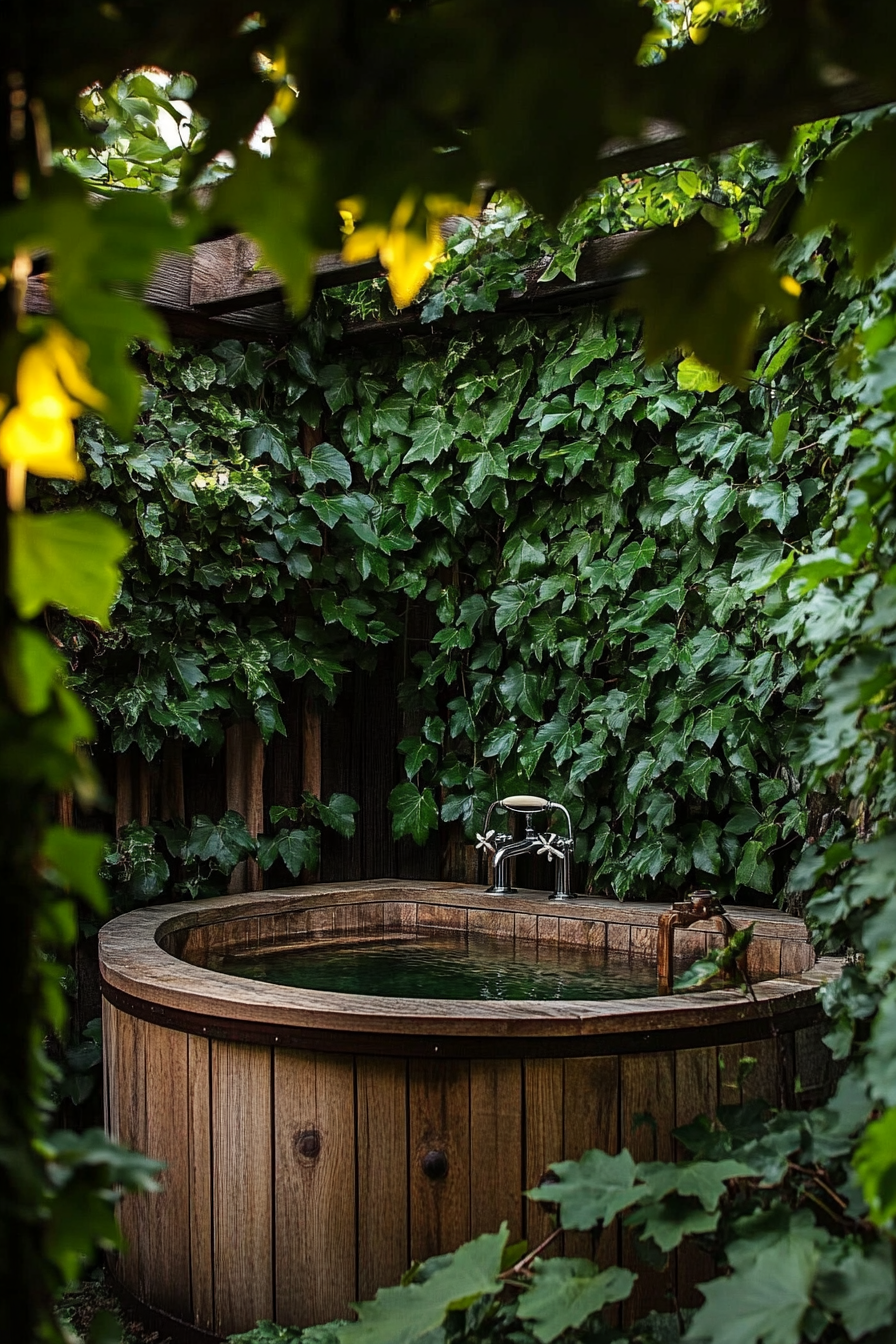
99;880;840;1057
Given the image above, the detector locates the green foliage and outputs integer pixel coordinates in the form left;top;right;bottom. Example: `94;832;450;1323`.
515;1259;635;1342
673;923;755;991
8;7;896;1341
337;1227;508;1344
56;251;868;898
103;795;357;909
9;511;130;628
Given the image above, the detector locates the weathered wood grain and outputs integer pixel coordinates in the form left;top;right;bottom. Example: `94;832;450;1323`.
524;1058;564;1252
187;1034;214;1331
226;721;265;893
794;1022;835;1109
621;1053;675;1323
274;1049;357;1326
112;1007;147;1298
211;1040;273;1335
563;1057;619;1264
409;1060;471;1261
675;1047;718;1307
470;1059;524;1241
141;1022;191;1317
357;1056;409;1299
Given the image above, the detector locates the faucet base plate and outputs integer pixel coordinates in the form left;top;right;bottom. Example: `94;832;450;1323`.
485;884;518;895
549;892;576;901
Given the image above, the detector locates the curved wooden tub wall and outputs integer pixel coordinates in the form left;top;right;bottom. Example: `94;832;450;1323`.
100;880;840;1343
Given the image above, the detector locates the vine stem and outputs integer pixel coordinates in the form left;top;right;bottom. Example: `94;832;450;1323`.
500;1226;564;1278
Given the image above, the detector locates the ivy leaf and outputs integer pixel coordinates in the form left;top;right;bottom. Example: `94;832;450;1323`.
731;535;785;594
637;1160;755;1211
315;793;360;838
482;722;519;765
516;1259;635;1343
463;442;510;494
182;812;255;869
318;364;354;412
338;1226;507;1344
299;442;353;489
685;1236;820;1344
275;828;319;878
213;339;265;389
627;751;655;798
388;782;438;846
405;415;456;465
692;706;734;749
678;355;724;392
736;840;774;895
743;482;800;532
9;511;130;627
815;1240;896;1340
626;1197;720;1253
243;424;291;468
527;1148;641;1228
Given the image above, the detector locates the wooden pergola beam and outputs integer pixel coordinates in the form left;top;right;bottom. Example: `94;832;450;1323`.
21;78;889;339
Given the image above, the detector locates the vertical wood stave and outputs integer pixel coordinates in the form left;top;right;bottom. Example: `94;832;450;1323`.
357;1056;410;1300
469;1059;524;1242
212;1040;273;1336
621;1052;675;1323
274;1049;357;1327
141;1022;191;1317
188;1034;214;1331
674;1047;718;1308
409;1060;471;1263
524;1059;564;1254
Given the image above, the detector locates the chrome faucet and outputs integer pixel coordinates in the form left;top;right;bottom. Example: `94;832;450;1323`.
475;794;576;901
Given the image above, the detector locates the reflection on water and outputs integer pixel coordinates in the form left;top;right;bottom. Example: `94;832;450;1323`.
210;930;661;1002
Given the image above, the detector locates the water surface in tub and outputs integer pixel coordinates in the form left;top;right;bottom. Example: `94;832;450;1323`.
210;929;663;1001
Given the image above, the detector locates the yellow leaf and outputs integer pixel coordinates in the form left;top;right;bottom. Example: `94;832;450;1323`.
380;225;443;309
342;223;387;265
0;324;105;501
780;274;802;297
0;405;83;481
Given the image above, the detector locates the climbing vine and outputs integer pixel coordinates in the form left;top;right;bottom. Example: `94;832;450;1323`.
45;136;870;906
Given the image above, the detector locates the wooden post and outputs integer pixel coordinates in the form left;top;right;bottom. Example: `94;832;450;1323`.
225;721;264;893
160;739;186;823
136;756;152;826
56;791;74;828
115;752;134;838
302;690;322;883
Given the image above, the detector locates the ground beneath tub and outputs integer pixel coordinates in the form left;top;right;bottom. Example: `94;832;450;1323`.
58;1270;172;1344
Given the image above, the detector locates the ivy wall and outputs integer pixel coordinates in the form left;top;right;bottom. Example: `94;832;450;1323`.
47;222;872;904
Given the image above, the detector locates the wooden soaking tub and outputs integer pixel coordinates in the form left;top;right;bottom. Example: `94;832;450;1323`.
100;880;839;1342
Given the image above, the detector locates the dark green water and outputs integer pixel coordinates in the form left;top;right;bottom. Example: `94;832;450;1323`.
211;931;660;1001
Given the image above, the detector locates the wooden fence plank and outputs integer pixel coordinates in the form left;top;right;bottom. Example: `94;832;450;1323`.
226;721;265;892
274;1049;357;1327
409;1060;471;1262
357;1056;410;1300
160;738;185;822
212;1040;273;1335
